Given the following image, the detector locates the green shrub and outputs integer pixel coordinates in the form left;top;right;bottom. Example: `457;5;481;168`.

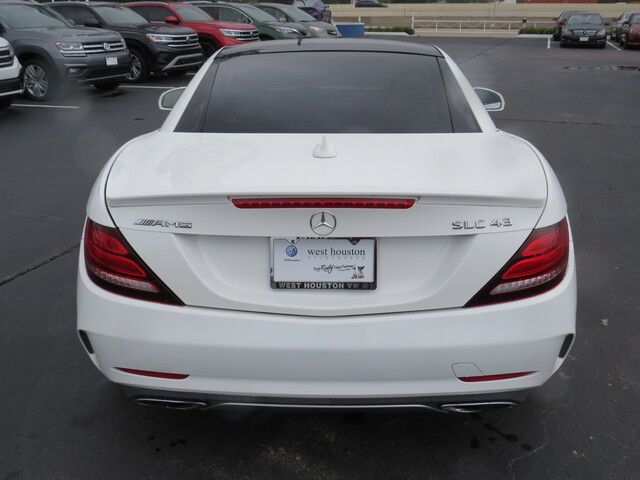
519;26;555;35
365;26;415;35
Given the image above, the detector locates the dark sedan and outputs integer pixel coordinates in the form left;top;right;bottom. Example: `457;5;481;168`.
611;11;635;43
560;12;607;48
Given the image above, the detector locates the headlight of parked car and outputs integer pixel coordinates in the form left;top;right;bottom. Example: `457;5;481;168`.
220;29;249;38
597;28;606;37
309;26;326;34
272;26;302;35
55;42;86;57
146;34;173;43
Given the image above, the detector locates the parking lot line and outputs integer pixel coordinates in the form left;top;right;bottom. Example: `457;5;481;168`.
12;103;79;109
547;37;551;49
607;41;621;51
120;85;178;90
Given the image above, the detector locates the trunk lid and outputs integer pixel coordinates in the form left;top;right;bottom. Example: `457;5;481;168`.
105;132;547;316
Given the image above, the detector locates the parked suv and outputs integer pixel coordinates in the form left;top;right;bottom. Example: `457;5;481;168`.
0;36;22;110
0;1;130;100
125;1;258;58
48;2;202;82
611;11;636;43
254;2;340;37
192;2;306;40
620;11;640;49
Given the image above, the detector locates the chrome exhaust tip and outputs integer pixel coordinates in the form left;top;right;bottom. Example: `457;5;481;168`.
439;401;518;414
134;397;208;410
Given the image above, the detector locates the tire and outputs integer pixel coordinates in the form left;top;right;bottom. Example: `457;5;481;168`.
0;97;13;111
200;39;219;59
21;59;57;102
127;48;149;83
93;81;121;92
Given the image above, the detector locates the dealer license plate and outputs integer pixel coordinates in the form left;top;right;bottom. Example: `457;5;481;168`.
106;57;118;66
271;238;376;290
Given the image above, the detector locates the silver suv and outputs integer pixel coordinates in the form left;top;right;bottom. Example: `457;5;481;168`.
0;1;131;100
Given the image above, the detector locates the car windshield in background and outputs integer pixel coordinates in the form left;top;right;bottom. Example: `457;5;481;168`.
93;6;147;25
295;0;325;8
276;4;316;22
0;4;71;29
174;6;212;21
633;15;640;24
567;14;603;25
200;52;452;134
236;5;279;22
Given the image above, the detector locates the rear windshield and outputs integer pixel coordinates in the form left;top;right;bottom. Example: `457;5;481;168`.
567;14;603;25
275;5;316;22
0;4;71;29
197;52;454;134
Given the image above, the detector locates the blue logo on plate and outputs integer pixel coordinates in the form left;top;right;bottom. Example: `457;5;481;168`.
286;245;298;257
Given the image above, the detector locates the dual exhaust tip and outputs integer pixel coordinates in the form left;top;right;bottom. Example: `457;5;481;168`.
134;397;518;413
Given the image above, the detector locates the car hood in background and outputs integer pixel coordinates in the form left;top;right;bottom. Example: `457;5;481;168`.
12;26;122;41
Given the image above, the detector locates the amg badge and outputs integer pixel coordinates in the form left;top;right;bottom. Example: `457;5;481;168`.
134;219;192;229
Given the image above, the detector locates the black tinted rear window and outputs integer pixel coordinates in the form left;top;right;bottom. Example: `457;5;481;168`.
197;51;453;134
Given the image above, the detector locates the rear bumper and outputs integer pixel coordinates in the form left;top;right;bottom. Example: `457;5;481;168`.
77;247;576;402
0;77;22;98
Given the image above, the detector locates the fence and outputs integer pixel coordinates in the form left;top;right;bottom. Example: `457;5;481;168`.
409;17;555;31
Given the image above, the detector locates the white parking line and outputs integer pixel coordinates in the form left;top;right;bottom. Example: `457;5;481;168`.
12;103;79;109
120;85;179;90
607;41;621;51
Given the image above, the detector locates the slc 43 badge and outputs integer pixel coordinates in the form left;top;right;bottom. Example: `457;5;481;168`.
452;218;513;230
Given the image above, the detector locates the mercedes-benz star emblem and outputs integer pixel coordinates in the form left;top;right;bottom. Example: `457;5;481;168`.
310;211;336;236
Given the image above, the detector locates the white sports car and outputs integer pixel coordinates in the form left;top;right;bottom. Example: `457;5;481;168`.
77;40;576;413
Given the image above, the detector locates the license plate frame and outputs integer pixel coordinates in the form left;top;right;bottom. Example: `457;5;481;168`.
270;237;377;290
106;56;118;66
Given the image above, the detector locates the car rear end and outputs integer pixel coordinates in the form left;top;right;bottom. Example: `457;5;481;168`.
77;42;576;412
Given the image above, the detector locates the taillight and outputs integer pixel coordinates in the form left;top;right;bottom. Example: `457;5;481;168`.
466;218;570;307
84;219;183;305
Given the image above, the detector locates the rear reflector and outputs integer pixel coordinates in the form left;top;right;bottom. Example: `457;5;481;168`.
458;371;534;382
116;368;189;380
466;218;570;307
231;197;415;209
84;219;183;305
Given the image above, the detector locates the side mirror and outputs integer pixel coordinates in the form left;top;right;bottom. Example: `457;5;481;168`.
158;87;186;111
84;20;102;28
165;15;179;25
474;87;505;112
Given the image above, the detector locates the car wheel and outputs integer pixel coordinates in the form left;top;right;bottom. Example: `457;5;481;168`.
21;59;57;102
200;39;219;59
127;48;149;83
0;97;13;111
93;81;122;92
552;33;559;41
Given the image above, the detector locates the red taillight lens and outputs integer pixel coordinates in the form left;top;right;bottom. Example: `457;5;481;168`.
231;197;415;209
466;218;570;307
84;219;183;305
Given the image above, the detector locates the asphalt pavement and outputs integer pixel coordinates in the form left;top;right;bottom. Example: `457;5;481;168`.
1;37;639;479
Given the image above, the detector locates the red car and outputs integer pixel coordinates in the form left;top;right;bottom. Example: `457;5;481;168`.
620;11;640;49
125;2;259;57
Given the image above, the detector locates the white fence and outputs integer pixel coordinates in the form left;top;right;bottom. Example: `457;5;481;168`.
409;18;556;32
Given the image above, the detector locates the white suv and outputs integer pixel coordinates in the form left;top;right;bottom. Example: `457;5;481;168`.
0;37;22;111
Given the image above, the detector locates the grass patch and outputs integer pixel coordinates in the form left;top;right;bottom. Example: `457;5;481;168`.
365;26;415;35
519;26;555;35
